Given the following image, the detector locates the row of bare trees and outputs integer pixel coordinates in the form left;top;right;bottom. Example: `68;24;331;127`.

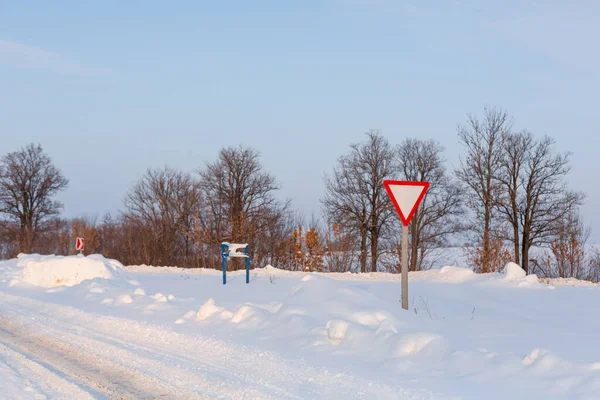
322;108;594;277
100;147;294;269
0;108;597;280
322;131;463;273
0;144;330;270
457;107;585;274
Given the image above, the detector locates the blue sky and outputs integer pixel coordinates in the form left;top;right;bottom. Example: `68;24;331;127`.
1;1;599;240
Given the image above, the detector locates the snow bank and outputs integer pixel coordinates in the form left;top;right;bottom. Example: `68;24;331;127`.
503;262;526;281
5;254;600;399
14;254;123;288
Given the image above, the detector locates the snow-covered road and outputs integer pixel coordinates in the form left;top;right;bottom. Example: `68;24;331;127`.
0;291;432;400
3;254;600;399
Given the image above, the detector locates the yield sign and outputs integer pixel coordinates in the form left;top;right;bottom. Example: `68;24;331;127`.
383;180;430;226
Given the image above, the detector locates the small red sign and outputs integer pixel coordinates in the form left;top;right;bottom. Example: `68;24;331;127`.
76;237;85;251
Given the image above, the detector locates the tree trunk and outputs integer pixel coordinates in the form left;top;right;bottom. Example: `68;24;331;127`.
482;226;490;273
512;222;520;265
370;230;378;273
360;227;367;273
509;185;520;265
409;219;419;271
19;224;34;254
521;239;530;275
521;213;531;274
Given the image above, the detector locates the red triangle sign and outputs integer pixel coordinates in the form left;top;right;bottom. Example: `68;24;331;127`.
383;180;430;226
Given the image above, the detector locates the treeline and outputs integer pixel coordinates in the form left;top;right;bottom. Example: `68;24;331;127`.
1;107;598;280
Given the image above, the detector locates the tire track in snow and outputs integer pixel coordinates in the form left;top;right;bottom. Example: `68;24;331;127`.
0;339;98;400
0;317;205;399
0;307;277;400
0;291;439;400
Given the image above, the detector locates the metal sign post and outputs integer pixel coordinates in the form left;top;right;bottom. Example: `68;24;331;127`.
221;243;228;285
383;180;430;310
245;245;250;284
221;242;250;285
401;224;409;310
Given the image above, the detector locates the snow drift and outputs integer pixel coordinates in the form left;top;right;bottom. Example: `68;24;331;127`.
503;262;526;281
13;254;123;288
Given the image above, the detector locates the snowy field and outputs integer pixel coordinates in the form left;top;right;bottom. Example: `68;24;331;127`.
1;255;600;399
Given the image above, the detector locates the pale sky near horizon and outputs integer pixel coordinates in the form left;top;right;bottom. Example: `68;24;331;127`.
1;1;599;241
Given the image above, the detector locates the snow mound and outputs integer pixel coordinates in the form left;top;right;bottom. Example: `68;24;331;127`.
196;298;223;321
351;311;394;329
504;262;526;281
15;254;122;288
518;274;539;287
438;266;476;282
394;333;449;357
262;264;278;273
152;293;168;302
230;304;270;327
522;348;562;372
325;320;349;344
116;294;134;304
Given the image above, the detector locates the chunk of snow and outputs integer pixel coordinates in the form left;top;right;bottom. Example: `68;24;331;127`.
230;305;269;327
220;310;234;320
183;311;196;319
15;254;122;288
152;293;168;302
522;348;561;372
222;242;249;258
263;264;278;273
394;333;448;357
438;266;476;282
325;320;349;344
116;294;134;304
351;311;393;329
504;262;526;281
518;274;540;287
196;299;223;321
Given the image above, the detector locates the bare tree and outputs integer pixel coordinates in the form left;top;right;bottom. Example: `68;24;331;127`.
322;152;369;272
198;146;283;270
251;203;295;269
322;130;396;273
0;143;68;253
517;136;584;273
97;213;127;261
323;219;357;273
199;146;278;242
586;248;600;283
495;131;533;264
456;107;510;273
395;138;463;271
546;211;589;279
0;220;18;259
123;166;202;266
